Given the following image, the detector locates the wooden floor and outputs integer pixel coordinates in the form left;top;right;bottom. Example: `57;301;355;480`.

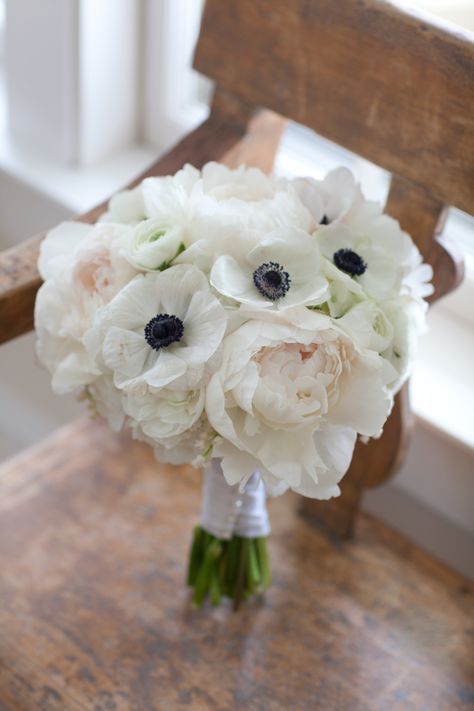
0;419;472;711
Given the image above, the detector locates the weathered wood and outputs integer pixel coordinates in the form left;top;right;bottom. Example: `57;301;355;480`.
0;419;472;711
0;110;284;346
195;0;474;213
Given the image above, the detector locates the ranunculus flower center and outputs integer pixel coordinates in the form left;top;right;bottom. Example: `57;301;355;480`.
144;313;184;351
252;261;291;301
319;214;330;225
333;248;367;276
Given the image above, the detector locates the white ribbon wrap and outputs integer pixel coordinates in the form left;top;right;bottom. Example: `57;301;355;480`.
200;459;270;540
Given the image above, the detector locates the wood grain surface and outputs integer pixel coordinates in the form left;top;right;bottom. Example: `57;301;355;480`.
195;0;474;213
0;418;472;711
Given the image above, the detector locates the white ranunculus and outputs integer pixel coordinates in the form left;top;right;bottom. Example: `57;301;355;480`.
35;223;137;393
124;379;205;441
336;301;394;354
130;411;218;468
100;185;147;225
210;227;328;309
125;217;186;271
380;297;426;395
94;264;227;392
205;307;396;496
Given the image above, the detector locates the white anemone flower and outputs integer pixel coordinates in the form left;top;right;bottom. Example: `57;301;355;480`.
317;220;416;303
289;167;378;230
96;264;227;392
205;307;396;497
210;227;328;309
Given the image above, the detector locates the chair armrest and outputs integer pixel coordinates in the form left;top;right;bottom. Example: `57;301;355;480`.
0;116;248;345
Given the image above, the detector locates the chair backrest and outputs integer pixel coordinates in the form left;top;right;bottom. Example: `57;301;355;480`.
194;0;473;299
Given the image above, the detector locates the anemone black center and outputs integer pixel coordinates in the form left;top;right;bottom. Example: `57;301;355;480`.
333;248;367;277
319;214;330;225
144;313;184;351
253;261;291;301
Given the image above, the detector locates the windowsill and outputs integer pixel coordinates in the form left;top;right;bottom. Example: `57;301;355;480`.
411;300;474;452
0;67;158;216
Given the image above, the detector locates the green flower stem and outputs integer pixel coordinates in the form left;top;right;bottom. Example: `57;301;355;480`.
186;526;271;609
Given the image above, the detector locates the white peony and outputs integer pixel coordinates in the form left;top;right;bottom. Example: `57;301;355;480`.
185;162;313;243
205;307;396;497
141;164;201;225
93;264;227;392
210;227;328;310
35;222;137;393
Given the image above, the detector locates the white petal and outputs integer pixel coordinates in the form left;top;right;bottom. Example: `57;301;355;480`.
102;327;150;379
39;222;92;279
143;350;187;389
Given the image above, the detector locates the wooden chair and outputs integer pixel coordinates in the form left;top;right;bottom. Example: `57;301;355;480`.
0;1;472;708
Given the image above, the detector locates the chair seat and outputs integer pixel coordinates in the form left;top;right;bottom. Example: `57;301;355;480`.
0;419;472;710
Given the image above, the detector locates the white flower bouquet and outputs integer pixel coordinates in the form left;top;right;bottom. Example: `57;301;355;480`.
35;163;432;607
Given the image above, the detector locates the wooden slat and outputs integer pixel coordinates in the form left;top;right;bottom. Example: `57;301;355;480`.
0;418;472;710
195;0;474;213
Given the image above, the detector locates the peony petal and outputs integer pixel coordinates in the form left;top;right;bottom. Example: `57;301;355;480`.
38;222;93;279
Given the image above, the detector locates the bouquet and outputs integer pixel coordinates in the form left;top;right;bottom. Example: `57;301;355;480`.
35;163;432;607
